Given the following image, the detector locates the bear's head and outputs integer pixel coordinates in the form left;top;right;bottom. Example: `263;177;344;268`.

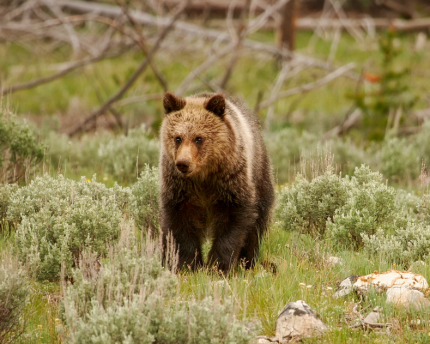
161;92;231;177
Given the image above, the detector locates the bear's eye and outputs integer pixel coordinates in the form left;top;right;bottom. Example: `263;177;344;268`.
195;136;203;145
175;137;182;144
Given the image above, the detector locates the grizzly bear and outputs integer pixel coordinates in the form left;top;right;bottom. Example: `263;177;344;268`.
160;92;274;273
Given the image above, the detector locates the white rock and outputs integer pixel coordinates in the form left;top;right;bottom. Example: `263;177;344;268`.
386;286;430;310
275;300;327;342
354;270;429;294
326;256;343;267
333;275;360;298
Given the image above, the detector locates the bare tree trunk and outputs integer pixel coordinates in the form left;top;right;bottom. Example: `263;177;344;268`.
276;0;296;52
401;0;415;19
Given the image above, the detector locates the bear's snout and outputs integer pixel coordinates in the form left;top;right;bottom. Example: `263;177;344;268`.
175;142;197;175
176;159;191;174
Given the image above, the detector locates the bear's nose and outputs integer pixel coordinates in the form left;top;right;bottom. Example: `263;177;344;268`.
176;159;190;173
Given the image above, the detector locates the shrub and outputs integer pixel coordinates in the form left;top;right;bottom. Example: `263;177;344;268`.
414;120;430;167
395;188;421;217
131;165;160;233
380;137;419;182
0;184;18;232
329;137;370;176
277;165;409;250
0;109;44;184
326;166;402;249
276;166;350;236
417;193;430;225
0;250;28;343
11;175;129;281
363;222;430;265
60;223;254;344
265;128;317;184
45;126;159;183
97;126;159;182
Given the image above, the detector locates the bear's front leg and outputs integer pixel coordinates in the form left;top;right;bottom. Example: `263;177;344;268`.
161;200;204;271
207;202;257;273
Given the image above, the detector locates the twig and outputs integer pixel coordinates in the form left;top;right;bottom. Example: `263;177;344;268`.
1;46;131;96
258;62;356;110
66;0;189;137
1;0;40;22
115;0;168;92
321;108;362;140
0;23;98;55
264;61;291;129
253;89;264;112
43;0;81;54
328;25;341;64
175;0;291;95
329;0;364;43
83;69;124;132
114;93;164;107
246;0;291;35
264;59;309;128
218;0;250;90
175;43;235;96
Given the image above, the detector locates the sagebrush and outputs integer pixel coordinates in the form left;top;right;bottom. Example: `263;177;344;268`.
60;222;254;344
0;250;28;344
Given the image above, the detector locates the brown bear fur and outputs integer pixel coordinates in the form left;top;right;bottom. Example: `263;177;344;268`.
160;92;274;273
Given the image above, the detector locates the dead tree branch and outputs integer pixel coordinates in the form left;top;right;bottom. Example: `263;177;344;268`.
66;0;189;137
175;0;295;96
1;47;130;96
115;0;168;92
258;62;356;110
321;108;362;140
43;0;81;54
218;0;249;90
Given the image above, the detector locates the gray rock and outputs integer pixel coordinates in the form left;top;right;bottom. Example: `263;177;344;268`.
275;300;327;343
333;275;360;298
386;286;430;310
363;306;383;325
256;336;279;344
326;256;343;267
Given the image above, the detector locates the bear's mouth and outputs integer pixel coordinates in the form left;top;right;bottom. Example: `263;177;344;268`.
178;170;194;177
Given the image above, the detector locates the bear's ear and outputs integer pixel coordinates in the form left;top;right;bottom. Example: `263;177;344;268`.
163;92;186;114
205;94;225;118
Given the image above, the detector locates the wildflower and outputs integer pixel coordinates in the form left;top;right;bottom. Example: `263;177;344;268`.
363;72;381;83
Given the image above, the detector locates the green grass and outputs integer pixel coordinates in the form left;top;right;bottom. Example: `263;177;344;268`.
2;196;430;343
18;281;61;344
176;226;430;342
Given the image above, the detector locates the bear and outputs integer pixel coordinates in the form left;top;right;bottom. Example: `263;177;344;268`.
160;92;274;273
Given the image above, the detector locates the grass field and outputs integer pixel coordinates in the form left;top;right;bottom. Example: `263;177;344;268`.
2;26;430;343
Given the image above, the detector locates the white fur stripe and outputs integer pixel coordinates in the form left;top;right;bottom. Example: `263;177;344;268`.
226;100;254;184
